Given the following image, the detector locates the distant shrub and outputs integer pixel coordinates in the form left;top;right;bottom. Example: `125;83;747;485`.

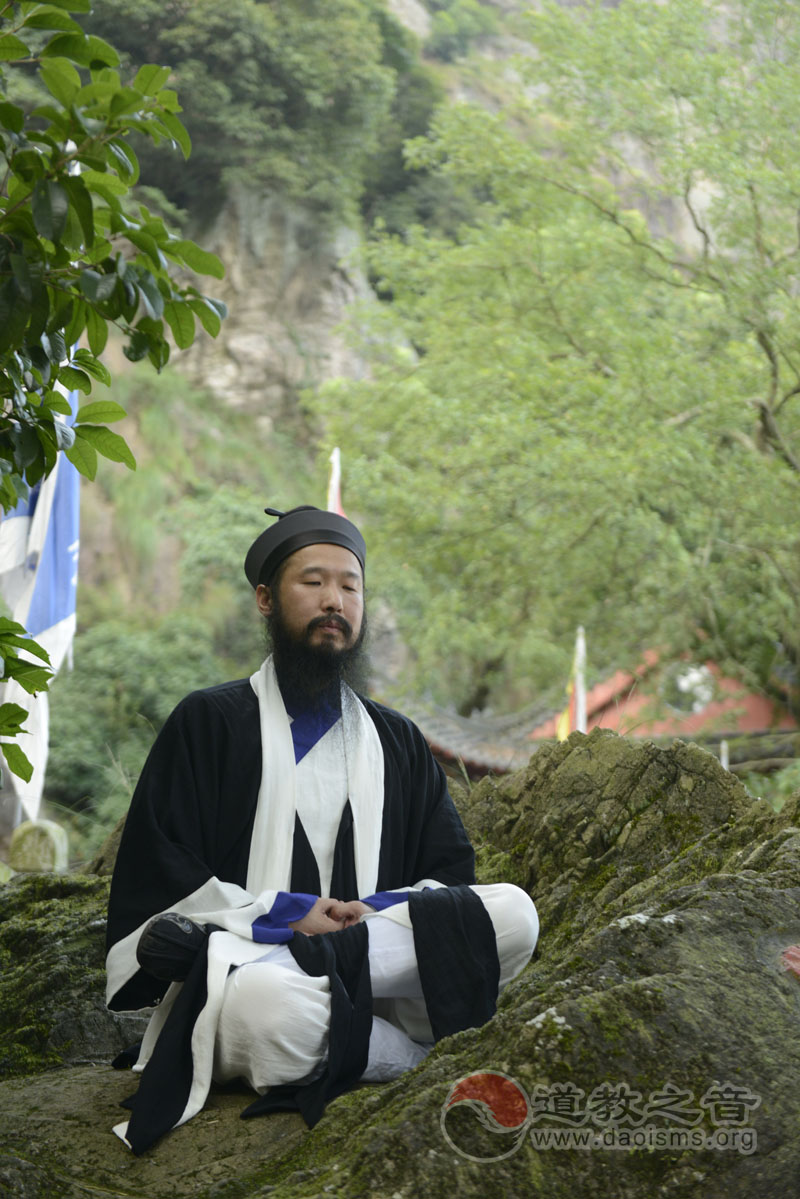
426;0;497;62
46;616;224;822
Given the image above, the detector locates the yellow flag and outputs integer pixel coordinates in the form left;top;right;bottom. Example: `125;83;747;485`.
556;678;574;742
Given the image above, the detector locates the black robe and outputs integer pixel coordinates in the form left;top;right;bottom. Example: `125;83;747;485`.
105;678;499;1151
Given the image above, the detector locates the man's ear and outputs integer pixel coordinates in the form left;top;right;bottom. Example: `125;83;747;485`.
255;583;273;616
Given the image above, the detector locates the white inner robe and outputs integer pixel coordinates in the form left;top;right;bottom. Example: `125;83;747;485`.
293;717;347;897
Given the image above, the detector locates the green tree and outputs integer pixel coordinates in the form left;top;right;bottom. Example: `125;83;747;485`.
426;0;497;63
46;614;225;856
80;0;398;222
313;0;800;714
516;0;800;475
0;0;226;778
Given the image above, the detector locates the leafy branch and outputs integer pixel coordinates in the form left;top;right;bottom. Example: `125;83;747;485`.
0;0;228;778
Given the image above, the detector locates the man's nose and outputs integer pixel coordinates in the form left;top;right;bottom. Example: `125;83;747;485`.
321;582;344;611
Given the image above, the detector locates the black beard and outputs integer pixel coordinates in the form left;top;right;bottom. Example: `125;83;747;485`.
265;596;369;709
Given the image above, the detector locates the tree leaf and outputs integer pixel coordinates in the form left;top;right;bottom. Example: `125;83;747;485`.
38;55;81;106
76;399;126;424
58;365;92;394
3;636;50;664
108;88;144;120
9;253;32;302
136;272;165;319
71;348;111;385
77;306;104;362
3;658;52;694
79;269;118;303
123;328;150;362
63;175;94;248
163;300;196;349
53;420;76;450
48;329;67;364
188;297;221;337
22;9;84;33
106;138;139;184
63;296;87;347
157;110;191;159
32;179;70;243
0;619;30;638
42;32;119;67
0;101;24;133
0;702;30;733
148;344;170;371
134;64;171;96
155;88;180;114
125;229;164;268
40;390;71;416
79;168;127;196
0;741;33;783
0;34;30;62
85;34;121;67
64;432;98;480
9;424;39;470
168;239;224;279
77;424;135;470
26;272;50;343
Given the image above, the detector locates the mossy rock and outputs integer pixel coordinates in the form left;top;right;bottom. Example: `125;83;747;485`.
2;731;800;1197
0;873;147;1078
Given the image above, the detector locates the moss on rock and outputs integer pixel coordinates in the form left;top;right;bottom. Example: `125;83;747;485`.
0;873;146;1078
2;731;800;1197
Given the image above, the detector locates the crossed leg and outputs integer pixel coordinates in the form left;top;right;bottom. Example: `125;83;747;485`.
212;883;538;1092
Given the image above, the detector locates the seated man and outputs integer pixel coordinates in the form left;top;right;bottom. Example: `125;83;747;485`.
106;505;538;1153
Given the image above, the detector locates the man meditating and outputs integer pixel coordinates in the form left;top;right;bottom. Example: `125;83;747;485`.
106;505;538;1152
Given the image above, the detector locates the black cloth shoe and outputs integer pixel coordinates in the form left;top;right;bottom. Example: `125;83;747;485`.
136;912;209;982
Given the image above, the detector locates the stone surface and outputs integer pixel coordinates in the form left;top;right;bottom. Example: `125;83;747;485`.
0;1065;306;1199
0;874;147;1078
89;817;124;877
180;189;372;427
10;819;68;873
385;0;431;38
2;731;800;1197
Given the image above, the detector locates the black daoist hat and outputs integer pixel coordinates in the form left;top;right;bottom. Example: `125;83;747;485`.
244;505;366;590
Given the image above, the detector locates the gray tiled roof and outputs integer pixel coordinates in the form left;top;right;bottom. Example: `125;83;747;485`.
398;695;554;775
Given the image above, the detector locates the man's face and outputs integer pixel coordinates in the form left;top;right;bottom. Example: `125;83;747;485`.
256;542;364;655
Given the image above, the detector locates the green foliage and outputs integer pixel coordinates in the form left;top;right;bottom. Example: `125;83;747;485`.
359;14;449;233
43;366;318;837
0;615;50;782
312;0;800;713
0;9;227;503
426;0;497;63
81;0;399;222
76;367;316;645
743;761;800;813
175;487;272;673
45;614;224;847
0;2;226;774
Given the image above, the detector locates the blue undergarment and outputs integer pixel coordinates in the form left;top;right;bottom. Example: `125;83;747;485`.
283;692;342;764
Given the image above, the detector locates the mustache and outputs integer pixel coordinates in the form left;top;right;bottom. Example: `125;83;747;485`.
307;614;352;638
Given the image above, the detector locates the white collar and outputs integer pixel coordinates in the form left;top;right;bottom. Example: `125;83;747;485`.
246;657;384;897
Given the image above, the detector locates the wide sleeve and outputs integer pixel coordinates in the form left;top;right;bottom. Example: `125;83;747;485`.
105;685;285;1011
365;700;476;893
404;718;476;886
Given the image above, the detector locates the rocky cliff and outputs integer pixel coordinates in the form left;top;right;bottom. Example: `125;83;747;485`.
179;187;372;433
2;730;799;1197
